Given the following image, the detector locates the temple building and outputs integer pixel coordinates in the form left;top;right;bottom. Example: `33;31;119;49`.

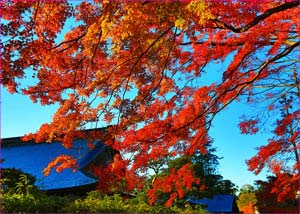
1;129;116;193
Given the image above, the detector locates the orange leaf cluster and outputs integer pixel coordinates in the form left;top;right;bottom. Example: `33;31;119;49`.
148;163;200;207
43;154;77;176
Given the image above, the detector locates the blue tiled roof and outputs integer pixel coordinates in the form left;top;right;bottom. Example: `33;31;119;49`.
188;194;235;213
78;140;105;169
1;138;113;190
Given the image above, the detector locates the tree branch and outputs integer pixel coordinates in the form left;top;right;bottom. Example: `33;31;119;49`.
174;41;300;132
179;40;275;47
213;1;300;33
52;32;87;51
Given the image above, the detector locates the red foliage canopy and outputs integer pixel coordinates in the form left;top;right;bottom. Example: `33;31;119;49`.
1;0;299;205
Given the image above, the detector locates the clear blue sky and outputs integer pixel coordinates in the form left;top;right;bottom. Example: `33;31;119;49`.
1;86;269;189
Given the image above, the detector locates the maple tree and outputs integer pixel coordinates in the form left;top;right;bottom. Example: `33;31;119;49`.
254;176;299;213
1;0;300;206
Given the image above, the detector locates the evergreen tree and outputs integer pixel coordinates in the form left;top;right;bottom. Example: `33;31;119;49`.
148;141;237;204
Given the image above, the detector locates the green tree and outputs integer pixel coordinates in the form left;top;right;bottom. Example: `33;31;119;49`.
187;142;237;198
149;141;237;205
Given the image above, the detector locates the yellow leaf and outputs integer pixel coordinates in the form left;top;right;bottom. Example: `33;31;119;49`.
175;16;186;29
187;0;214;25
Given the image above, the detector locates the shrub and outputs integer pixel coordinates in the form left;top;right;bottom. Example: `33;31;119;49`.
1;192;75;213
1;168;76;213
63;190;206;213
2;193;38;213
1;168;37;194
63;192;127;213
1;168;206;213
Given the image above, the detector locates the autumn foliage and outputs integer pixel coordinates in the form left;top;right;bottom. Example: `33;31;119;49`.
255;176;299;213
1;0;299;206
237;185;257;214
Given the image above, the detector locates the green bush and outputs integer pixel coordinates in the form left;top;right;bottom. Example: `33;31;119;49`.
1;168;76;213
1;192;75;213
63;192;128;213
1;168;37;194
1;190;206;213
2;193;37;213
1;168;206;213
63;190;206;213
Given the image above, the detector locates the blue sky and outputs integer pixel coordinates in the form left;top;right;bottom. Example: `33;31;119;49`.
1;86;269;189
